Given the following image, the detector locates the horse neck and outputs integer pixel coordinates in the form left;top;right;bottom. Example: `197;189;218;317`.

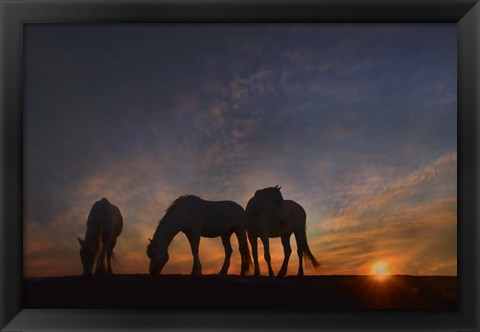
152;216;180;250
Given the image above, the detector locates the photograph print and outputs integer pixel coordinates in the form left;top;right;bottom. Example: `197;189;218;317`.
23;23;457;310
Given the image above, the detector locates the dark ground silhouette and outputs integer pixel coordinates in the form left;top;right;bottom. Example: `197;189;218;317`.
24;275;456;310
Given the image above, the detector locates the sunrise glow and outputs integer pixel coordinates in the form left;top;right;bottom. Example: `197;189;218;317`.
372;262;390;276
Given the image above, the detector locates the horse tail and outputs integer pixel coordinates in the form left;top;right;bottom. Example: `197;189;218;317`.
111;250;122;268
296;225;321;269
303;243;320;269
236;229;252;273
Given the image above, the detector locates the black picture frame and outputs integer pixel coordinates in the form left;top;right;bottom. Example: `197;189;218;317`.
1;0;478;331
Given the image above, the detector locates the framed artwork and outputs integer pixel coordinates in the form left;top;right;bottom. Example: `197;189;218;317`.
1;0;479;331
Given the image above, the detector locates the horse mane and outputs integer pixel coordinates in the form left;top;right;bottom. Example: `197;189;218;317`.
247;186;283;217
159;195;201;224
256;185;282;196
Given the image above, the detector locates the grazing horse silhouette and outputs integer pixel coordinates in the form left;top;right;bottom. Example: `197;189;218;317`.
77;198;123;276
147;195;252;276
246;186;320;277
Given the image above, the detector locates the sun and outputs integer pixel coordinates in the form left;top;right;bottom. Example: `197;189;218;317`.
372;261;390;276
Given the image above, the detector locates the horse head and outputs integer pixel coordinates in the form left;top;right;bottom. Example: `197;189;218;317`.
247;185;287;224
147;238;169;275
78;236;95;276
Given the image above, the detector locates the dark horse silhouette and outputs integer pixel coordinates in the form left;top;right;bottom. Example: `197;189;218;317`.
77;198;123;276
246;186;320;277
147;195;252;276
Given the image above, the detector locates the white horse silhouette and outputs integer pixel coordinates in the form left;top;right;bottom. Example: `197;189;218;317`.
246;186;320;277
77;197;123;276
147;195;252;276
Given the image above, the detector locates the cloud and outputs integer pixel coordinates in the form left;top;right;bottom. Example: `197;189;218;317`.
301;153;457;276
24;118;456;277
313;151;456;227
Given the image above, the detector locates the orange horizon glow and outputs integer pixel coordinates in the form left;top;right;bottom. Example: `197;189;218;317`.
23;172;458;277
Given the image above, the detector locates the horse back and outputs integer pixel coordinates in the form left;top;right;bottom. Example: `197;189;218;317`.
201;199;244;221
284;200;306;227
185;198;245;230
87;198;123;238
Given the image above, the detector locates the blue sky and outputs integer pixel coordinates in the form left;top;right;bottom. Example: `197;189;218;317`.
24;24;456;276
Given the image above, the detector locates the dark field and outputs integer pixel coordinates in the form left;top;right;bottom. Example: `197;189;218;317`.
24;275;457;310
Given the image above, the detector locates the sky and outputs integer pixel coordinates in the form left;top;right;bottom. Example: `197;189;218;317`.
23;24;457;277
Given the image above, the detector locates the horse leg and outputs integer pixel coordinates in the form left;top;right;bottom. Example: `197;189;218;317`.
235;229;250;276
248;233;260;277
186;233;202;275
96;250;106;275
106;250;112;275
101;241;108;275
94;240;107;275
278;234;292;277
106;238;117;275
219;234;232;275
294;231;304;277
260;235;274;277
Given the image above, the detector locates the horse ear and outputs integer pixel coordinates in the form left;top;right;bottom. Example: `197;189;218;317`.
77;236;84;246
278;185;282;191
148;238;152;243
